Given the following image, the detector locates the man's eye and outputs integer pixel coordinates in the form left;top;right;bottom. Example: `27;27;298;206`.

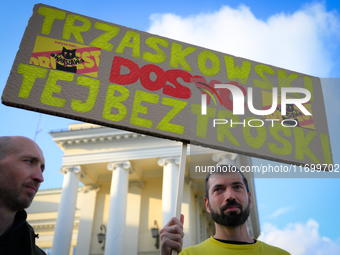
214;187;222;192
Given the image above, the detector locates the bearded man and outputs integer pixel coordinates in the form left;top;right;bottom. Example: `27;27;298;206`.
0;136;46;255
160;165;290;255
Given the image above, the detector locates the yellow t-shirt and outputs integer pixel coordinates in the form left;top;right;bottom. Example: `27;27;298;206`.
180;237;290;255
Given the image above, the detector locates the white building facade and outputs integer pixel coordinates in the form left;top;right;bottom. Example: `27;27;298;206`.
27;123;260;255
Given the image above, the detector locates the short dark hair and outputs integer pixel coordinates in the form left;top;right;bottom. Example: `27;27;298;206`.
0;136;15;161
204;165;249;200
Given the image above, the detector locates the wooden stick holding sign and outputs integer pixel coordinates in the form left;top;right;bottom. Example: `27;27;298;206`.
171;142;188;255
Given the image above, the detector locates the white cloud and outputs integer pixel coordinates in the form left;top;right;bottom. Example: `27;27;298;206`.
258;219;340;255
268;206;294;219
148;3;340;77
147;2;340;131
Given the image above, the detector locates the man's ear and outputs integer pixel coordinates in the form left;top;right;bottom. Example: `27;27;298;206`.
248;192;252;209
204;197;211;213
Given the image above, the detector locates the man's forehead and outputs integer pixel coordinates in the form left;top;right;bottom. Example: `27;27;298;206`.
11;136;44;160
208;172;245;186
210;171;243;179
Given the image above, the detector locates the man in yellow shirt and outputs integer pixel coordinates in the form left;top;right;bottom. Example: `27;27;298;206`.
160;165;290;255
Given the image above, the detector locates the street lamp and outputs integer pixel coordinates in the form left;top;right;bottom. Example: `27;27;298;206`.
151;220;160;249
97;224;106;250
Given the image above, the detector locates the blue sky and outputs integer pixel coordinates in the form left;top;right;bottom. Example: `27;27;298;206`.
1;1;340;254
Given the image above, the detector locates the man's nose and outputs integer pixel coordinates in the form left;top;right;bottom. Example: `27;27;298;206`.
32;166;44;183
225;188;236;201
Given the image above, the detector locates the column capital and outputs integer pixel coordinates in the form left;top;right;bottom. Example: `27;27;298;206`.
212;152;237;165
196;195;204;204
157;157;180;167
60;165;86;178
80;184;100;193
107;161;134;174
129;180;144;189
185;176;193;186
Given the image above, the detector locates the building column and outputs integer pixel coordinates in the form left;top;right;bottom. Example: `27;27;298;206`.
104;161;134;255
182;178;194;247
196;196;203;243
75;184;100;255
202;211;207;240
158;157;180;227
124;180;144;255
52;165;85;255
212;152;237;165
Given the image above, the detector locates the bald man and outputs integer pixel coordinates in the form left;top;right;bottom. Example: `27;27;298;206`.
0;136;46;255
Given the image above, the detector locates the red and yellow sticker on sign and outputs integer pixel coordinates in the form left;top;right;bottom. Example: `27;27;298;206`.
30;36;101;77
261;90;315;130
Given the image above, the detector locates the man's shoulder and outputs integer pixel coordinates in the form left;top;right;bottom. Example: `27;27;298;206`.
257;240;291;254
25;221;35;232
180;238;290;255
25;221;47;255
180;238;213;255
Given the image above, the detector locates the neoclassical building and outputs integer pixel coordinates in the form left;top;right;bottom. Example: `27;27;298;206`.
27;123;260;255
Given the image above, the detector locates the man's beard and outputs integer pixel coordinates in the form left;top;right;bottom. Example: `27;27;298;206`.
209;199;250;227
0;181;36;211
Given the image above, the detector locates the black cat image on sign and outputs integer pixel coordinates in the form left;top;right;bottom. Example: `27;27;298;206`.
51;47;84;73
277;104;300;127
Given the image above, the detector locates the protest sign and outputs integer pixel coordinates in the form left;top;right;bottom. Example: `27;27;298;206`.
1;4;333;167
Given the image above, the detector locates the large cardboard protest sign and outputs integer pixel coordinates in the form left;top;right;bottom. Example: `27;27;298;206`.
2;4;333;167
